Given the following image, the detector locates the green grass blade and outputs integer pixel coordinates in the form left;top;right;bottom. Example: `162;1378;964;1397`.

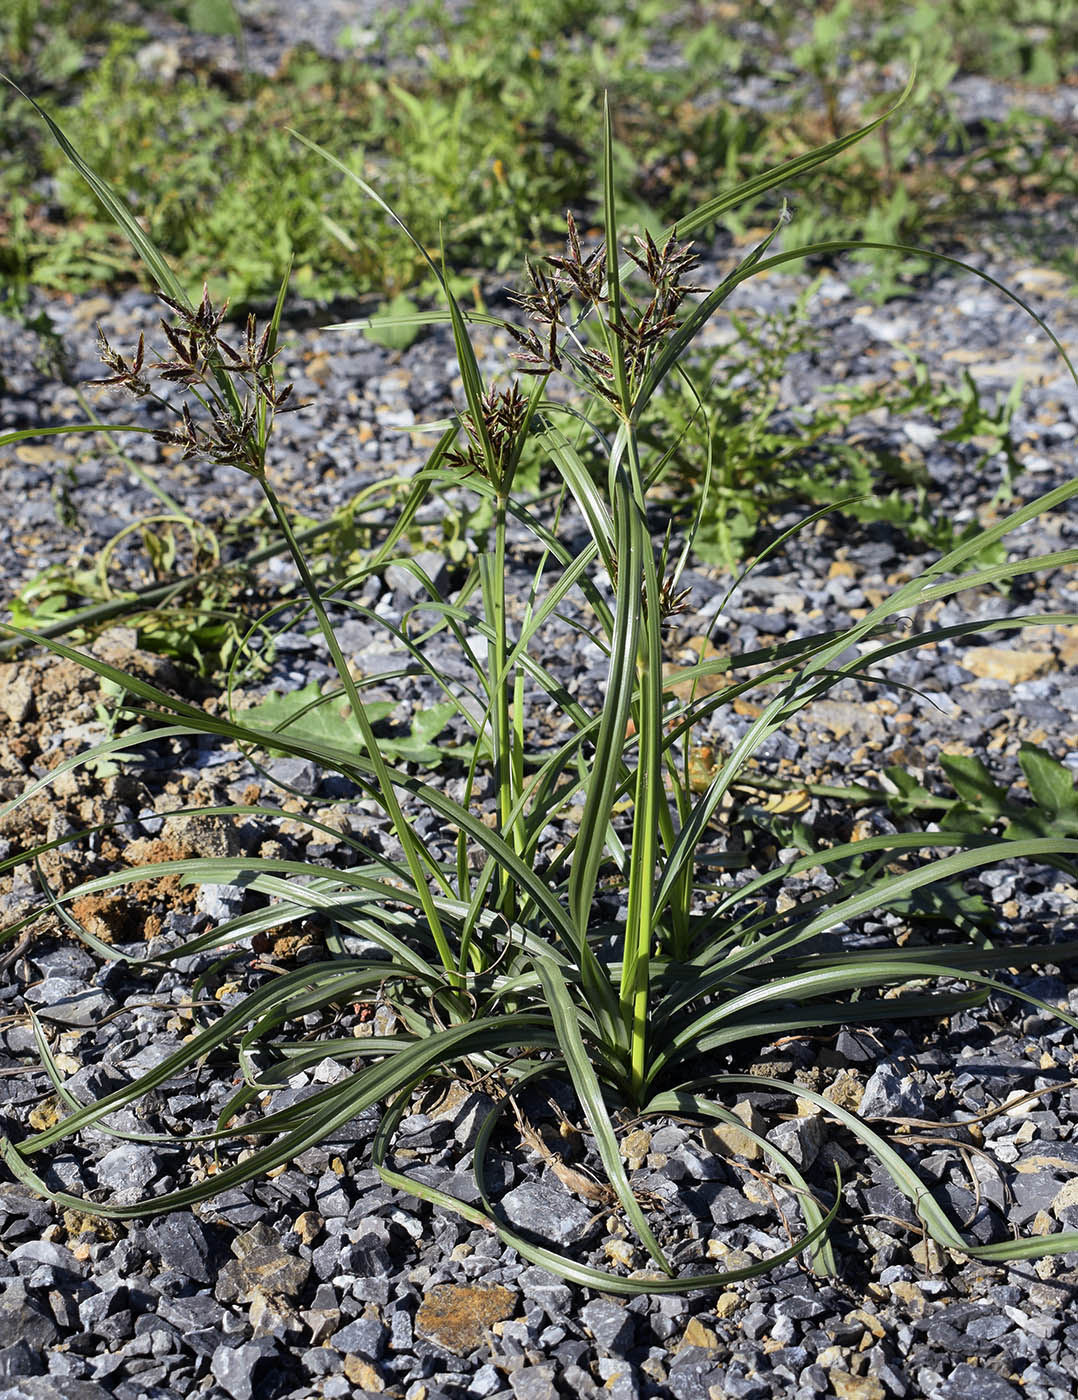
918;550;1078;602
537;958;672;1274
568;475;638;943
539;425;616;576
3;78;190;307
716;1075;1078;1264
325;310;507;334
669;71;916;241
601;94;630;414
0;424;154;449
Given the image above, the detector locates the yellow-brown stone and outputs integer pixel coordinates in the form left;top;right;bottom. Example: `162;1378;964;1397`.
293;1211;323;1246
890;1281;925;1315
831;1373;885;1400
621;1128;652;1169
911;1239;947;1273
1052;1178;1078;1217
343;1357;385;1390
846;1308;885;1340
961;647;1054;684
704;1102;767;1162
679;1317;720;1350
823;1074;863;1112
1056;628;1078;667
414;1284;516;1354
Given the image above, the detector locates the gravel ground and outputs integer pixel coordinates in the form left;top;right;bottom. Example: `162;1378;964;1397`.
2;6;1078;1400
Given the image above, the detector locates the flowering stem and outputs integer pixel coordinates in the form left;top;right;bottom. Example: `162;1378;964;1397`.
259;477;462;991
484;489;522;922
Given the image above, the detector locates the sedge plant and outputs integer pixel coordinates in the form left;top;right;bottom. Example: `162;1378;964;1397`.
3;82;1078;1292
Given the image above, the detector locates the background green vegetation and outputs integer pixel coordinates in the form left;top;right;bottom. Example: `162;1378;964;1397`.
2;0;1076;306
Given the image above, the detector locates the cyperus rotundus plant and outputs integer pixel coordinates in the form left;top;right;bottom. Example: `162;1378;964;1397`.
2;78;1078;1291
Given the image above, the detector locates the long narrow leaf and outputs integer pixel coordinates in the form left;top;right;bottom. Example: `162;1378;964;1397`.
536;958;672;1274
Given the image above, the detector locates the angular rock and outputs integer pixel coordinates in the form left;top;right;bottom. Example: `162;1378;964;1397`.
518;1266;573;1318
329;1317;388;1358
0;1340;45;1379
155;1293;226;1332
858;1062;925;1119
962;648;1054;684
414;1284;516;1353
833;1031;876;1064
210;1339;283;1400
339;1231;393;1277
667;1346;727;1400
767;1115;826;1170
710;1187;767;1225
427;1084;496;1150
499;1181;594;1245
803;700;886;742
940;1365;1022;1400
77;1282;131;1334
468;1364;503;1398
580;1298;635;1353
341;1354;385;1390
965;1314;1012;1341
216;1244;310;1303
94;1143;160;1195
313;1175;350;1219
301;1300;340;1347
678;1317;720;1352
1050;1176;1078;1219
196;883;247;922
144;1213;216;1285
741;1305;772;1340
1007;1171;1062;1225
0;1289;60;1351
824;1074;864;1111
678;1146;726;1181
248;1289;304;1341
265;758;321;795
830;1374;885;1400
773;1294;825;1321
385;550;450;599
509;1365;559;1400
704;1103;767;1162
9;1241;84;1276
22;979;114;1028
0;1381;116;1399
0;666;34;724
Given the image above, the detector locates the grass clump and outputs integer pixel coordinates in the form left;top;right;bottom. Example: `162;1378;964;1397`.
2;82;1078;1290
3;0;1077;305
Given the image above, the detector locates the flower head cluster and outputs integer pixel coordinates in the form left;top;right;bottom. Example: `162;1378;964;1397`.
444;380;530;485
507;213;704;404
89;285;298;478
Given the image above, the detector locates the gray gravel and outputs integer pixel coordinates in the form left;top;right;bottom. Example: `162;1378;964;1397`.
3;259;1077;1398
2;4;1078;1398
